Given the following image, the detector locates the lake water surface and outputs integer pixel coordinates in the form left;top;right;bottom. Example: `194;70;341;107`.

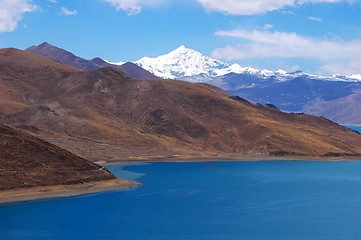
2;160;361;239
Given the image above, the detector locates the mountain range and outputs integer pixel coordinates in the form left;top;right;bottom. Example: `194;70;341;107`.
129;45;361;125
2;47;361;161
133;45;361;82
26;42;361;124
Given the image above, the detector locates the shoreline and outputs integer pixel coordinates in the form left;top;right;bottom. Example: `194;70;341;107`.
100;154;361;165
0;178;140;206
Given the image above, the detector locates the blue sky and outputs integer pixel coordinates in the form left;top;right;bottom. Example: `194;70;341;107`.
1;0;361;75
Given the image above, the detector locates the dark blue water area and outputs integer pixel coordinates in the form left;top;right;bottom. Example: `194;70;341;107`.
3;161;361;240
344;125;361;134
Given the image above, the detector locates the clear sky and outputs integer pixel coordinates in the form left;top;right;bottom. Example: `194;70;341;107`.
1;0;361;75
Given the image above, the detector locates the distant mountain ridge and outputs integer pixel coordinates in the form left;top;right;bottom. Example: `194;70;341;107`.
131;45;361;83
26;42;361;83
26;42;158;80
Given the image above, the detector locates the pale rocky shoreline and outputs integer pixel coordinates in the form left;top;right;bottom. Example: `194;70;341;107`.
0;179;140;205
101;153;361;164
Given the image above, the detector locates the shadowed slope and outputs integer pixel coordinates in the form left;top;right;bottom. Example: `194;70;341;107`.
1;48;361;161
0;124;115;190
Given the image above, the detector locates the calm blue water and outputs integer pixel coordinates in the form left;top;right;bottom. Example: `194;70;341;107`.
2;161;361;239
344;125;361;134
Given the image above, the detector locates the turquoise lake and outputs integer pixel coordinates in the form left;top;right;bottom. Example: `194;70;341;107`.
1;125;361;240
2;161;361;239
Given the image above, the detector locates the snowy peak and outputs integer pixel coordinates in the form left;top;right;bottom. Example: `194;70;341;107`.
135;45;246;81
172;45;188;53
133;45;306;82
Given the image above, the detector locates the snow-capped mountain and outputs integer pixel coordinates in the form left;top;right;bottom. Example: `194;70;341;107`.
134;45;282;81
131;45;361;83
134;45;238;80
105;45;360;83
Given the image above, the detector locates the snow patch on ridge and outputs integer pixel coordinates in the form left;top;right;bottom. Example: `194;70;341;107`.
103;59;125;66
347;74;361;81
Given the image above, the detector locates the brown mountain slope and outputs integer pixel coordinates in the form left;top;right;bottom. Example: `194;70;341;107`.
1;48;361;161
0;124;116;190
